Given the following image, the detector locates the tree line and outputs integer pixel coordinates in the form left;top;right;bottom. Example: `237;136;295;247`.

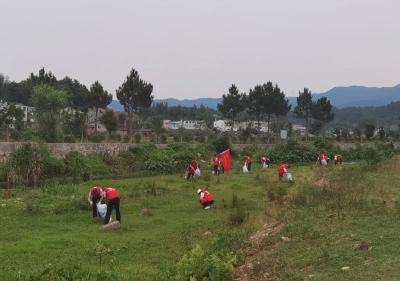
1;68;335;143
218;83;334;138
0;68;154;142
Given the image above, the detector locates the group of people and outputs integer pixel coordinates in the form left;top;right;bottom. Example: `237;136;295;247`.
88;186;121;225
88;152;346;222
318;153;343;166
243;155;272;173
186;159;201;180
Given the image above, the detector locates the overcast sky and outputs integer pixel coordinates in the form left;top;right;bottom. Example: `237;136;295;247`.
1;0;399;99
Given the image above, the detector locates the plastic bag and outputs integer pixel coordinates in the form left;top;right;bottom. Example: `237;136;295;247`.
97;203;112;223
286;172;293;181
242;164;248;173
262;162;268;169
195;168;201;177
321;159;328;166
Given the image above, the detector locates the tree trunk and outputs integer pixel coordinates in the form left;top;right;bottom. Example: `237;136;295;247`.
267;114;271;143
94;107;98;133
127;110;133;141
305;112;309;140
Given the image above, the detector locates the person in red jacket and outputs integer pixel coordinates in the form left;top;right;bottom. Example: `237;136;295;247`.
277;164;289;181
261;156;270;168
101;187;121;225
191;160;199;170
186;164;195;180
212;154;220;175
88;186;103;218
244;156;252;172
334;154;343;165
318;154;330;166
197;188;214;209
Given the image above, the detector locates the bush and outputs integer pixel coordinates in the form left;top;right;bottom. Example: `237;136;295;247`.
228;205;248;225
160;134;167;144
64;152;108;182
109;133;121;142
63;134;76;143
175;245;235;281
134;133;142;143
173;135;180;143
213;135;231;154
144;149;178;174
196;135;206;143
88;132;106;143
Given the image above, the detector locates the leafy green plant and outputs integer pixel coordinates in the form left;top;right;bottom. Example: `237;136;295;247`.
175;245;235;281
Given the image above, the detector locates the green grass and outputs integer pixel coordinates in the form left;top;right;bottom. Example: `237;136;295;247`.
0;162;287;281
3;159;400;281
262;159;400;281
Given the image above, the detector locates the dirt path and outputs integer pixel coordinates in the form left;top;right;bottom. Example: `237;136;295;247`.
232;221;283;281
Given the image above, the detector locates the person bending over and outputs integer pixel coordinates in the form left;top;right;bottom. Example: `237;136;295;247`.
88;186;103;218
101;187;121;225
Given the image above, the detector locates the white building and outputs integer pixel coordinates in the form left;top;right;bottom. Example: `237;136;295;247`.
163;120;207;130
0;102;35;126
292;124;306;136
213;120;232;132
213;120;269;132
86;108;107;132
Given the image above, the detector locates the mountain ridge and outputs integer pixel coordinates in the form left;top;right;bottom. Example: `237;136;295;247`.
109;84;400;111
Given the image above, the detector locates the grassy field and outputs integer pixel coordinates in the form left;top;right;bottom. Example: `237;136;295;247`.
0;161;292;281
2;158;400;281
251;157;400;281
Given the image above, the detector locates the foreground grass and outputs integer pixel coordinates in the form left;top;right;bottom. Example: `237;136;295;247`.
259;158;400;281
3;159;400;281
0;163;296;281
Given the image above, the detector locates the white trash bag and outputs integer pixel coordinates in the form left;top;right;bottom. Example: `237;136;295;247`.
321;159;328;166
242;164;249;173
286;172;293;182
262;162;268;169
97;203;112;223
195;168;201;177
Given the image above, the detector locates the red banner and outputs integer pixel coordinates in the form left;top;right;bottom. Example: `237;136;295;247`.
220;149;232;172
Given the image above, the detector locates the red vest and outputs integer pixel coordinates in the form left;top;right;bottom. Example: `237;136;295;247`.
191;160;199;170
277;164;289;176
319;154;329;161
104;187;120;200
200;191;214;204
261;156;269;162
245;156;252;164
213;156;219;166
187;165;195;174
90;186;102;198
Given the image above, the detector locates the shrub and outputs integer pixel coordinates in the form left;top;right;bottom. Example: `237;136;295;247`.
144;149;178;174
134;133;142;143
64;152;108;182
213;135;231;154
109;133;121;142
2;144;49;187
175;245;235;281
228;205;248;225
88;132;106;143
63;134;76;143
160;134;167;144
196;135;206;143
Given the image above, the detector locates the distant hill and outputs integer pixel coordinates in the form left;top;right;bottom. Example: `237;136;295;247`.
109;98;222;112
329;101;400;129
109;84;400;111
312;84;400;108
